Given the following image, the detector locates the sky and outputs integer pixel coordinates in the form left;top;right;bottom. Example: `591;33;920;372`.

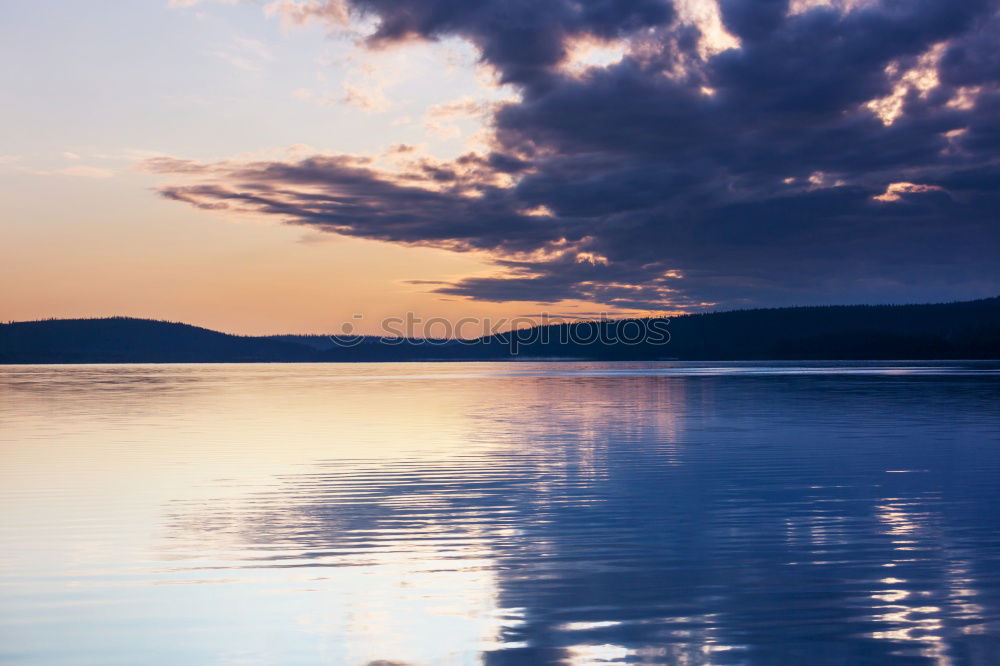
2;0;998;334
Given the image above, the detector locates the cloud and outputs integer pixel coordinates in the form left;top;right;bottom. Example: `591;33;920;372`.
422;96;496;139
153;0;1000;309
231;36;274;62
167;0;239;8
264;0;349;28
292;83;394;112
145;152;562;248
209;35;275;72
341;83;391;111
23;165;115;178
210;50;260;72
872;182;946;202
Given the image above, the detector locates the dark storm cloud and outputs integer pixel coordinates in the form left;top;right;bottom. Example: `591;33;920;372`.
353;0;675;85
149;154;572;252
153;0;1000;310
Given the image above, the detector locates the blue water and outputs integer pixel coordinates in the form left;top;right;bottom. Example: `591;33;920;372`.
1;362;998;665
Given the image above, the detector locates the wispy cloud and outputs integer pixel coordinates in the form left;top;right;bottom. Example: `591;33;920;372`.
167;0;239;8
210;50;260;72
209;35;275;72
422;96;496;139
341;83;391;112
22;166;115;179
263;0;349;29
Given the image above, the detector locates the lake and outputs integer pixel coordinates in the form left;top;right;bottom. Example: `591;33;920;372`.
1;362;999;665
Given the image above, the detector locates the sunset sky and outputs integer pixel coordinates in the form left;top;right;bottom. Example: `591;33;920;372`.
3;0;999;334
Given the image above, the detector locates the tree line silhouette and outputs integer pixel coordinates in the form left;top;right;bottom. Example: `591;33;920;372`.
1;297;998;363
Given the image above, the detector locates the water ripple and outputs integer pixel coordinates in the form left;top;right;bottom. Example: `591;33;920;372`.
1;362;999;664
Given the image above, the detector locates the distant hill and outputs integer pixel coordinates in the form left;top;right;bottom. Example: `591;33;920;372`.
2;297;999;363
0;317;314;363
496;296;1000;361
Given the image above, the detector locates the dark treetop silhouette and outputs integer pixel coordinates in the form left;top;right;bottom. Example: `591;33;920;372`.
2;297;998;363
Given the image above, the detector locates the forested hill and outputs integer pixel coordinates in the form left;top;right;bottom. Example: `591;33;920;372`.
0;317;314;363
2;296;998;363
494;296;1000;360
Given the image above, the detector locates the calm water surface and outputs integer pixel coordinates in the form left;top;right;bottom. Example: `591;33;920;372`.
1;362;999;665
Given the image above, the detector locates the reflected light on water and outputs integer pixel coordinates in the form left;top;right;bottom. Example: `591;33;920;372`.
1;362;999;665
